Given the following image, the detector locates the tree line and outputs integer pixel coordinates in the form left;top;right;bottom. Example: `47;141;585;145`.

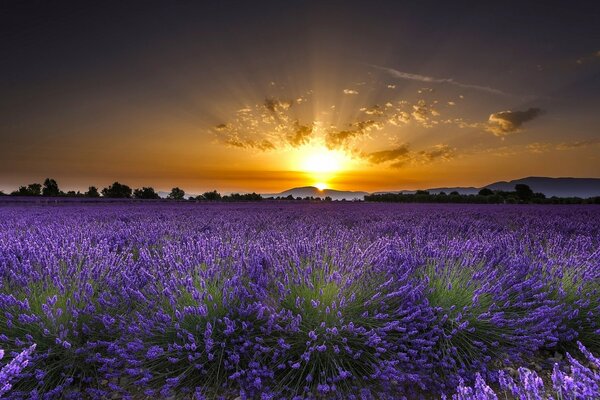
0;179;263;202
3;180;598;204
364;184;600;204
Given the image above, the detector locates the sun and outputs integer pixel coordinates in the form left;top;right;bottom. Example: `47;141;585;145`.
288;145;353;189
300;149;344;173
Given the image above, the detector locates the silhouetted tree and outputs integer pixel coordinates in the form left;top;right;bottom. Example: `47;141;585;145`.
515;184;534;201
101;182;132;198
478;188;493;196
42;178;60;196
202;190;222;201
450;191;460;196
85;186;100;198
222;192;262;202
167;187;185;200
134;187;160;199
12;183;42;196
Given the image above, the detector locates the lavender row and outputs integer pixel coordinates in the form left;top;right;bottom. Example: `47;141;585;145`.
0;203;598;398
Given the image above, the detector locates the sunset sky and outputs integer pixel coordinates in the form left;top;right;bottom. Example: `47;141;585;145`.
1;1;599;194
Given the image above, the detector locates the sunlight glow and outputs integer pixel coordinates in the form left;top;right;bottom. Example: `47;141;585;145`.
300;149;344;174
286;144;355;190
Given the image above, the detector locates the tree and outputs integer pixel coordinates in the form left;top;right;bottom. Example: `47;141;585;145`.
42;178;60;196
515;184;534;202
101;182;132;198
134;187;160;199
12;183;42;196
167;187;185;200
202;190;221;201
85;186;100;198
478;188;493;196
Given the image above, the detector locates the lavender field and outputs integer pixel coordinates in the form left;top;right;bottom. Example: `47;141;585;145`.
1;202;599;399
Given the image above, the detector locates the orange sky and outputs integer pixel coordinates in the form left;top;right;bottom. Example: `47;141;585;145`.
1;2;599;194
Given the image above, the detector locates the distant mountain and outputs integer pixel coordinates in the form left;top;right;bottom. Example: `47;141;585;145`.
484;177;600;198
263;186;368;201
259;177;600;201
373;187;479;195
373;177;600;198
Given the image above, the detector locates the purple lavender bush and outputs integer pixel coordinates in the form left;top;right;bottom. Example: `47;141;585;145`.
450;341;600;399
0;202;598;398
0;345;35;397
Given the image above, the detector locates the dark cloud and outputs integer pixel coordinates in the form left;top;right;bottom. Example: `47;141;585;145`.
325;120;384;150
366;144;455;168
286;122;313;147
368;145;411;164
264;98;293;112
417;144;455;162
224;136;276;151
486;107;543;136
325;129;359;150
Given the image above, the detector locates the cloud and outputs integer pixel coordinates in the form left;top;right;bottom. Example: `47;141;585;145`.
264;98;293;112
325;120;383;150
372;65;508;96
214;80;452;157
519;139;600;155
368;144;411;164
286;122;313;147
526;142;552;154
555;139;600;150
366;144;455;168
486;107;543;136
224;136;276;151
214;97;309;150
417;144;455;162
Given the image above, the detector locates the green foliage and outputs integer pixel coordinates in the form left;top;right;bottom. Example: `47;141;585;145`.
267;266;393;396
555;271;600;353
142;270;255;396
0;263;123;392
423;264;511;372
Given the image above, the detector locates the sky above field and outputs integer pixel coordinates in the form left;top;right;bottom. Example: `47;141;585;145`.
1;1;600;193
